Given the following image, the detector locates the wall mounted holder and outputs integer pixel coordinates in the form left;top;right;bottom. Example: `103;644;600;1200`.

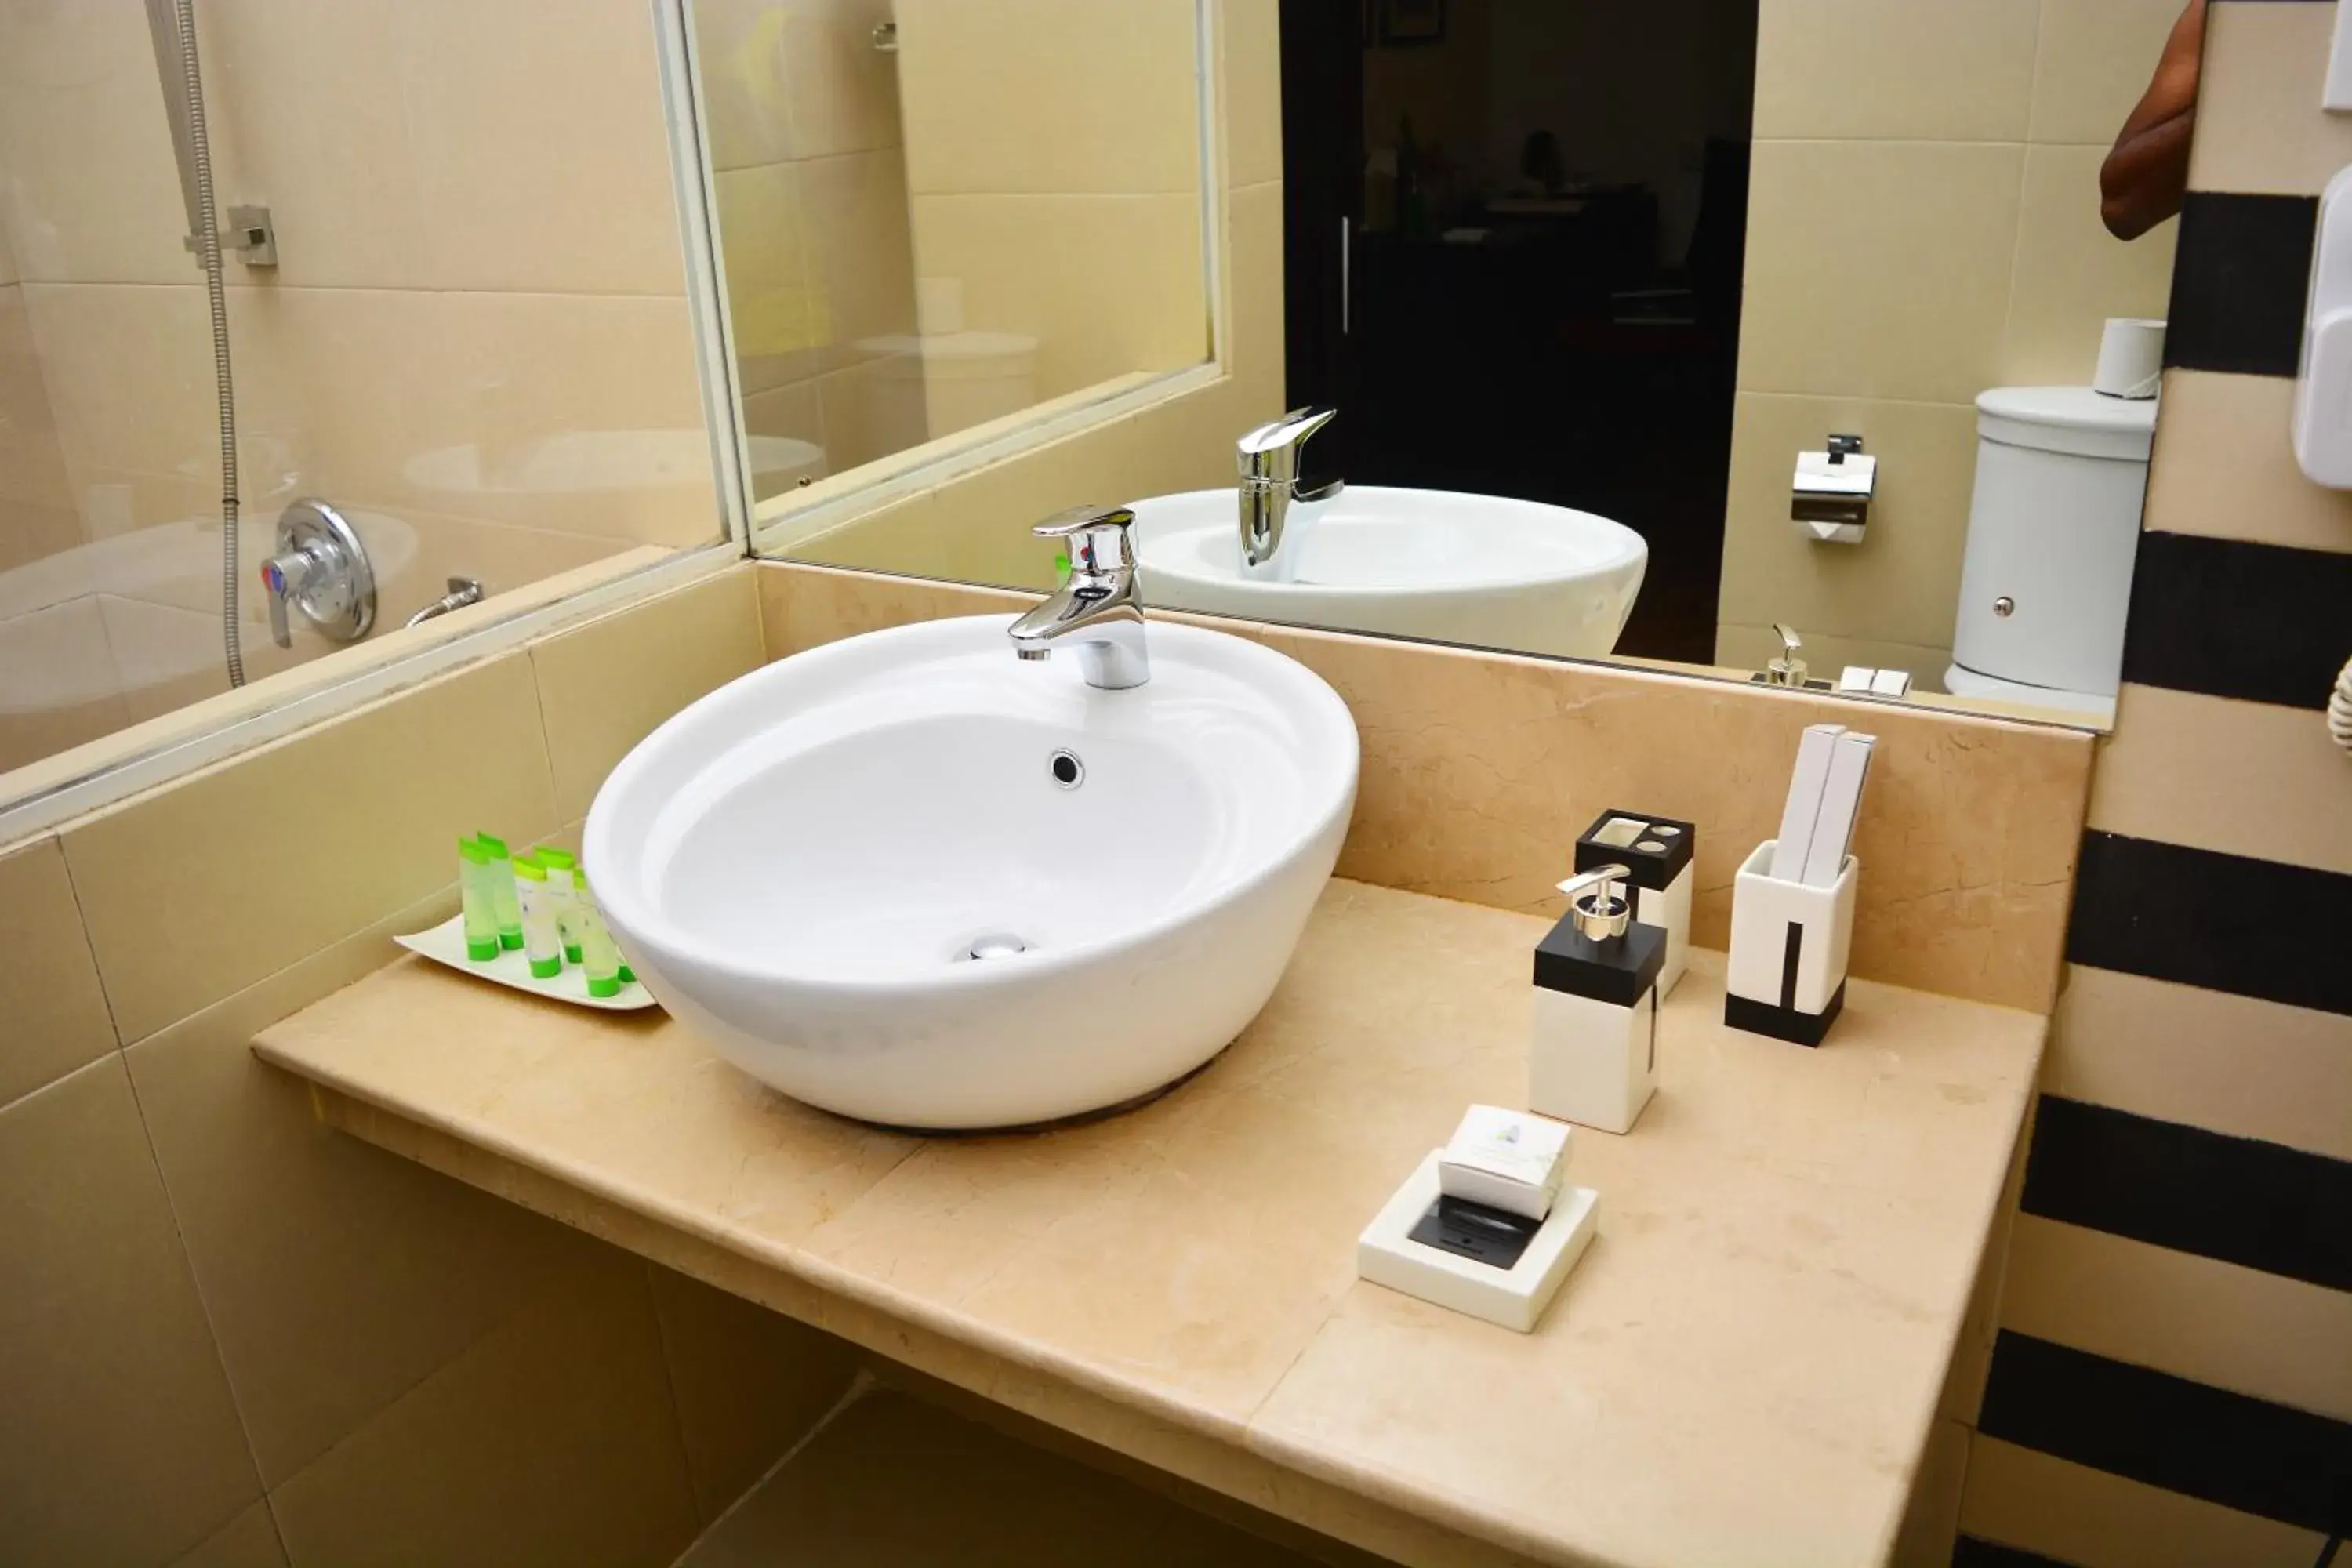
1723;839;1857;1047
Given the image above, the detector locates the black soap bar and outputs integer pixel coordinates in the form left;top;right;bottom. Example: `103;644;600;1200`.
1574;807;1696;891
1408;1195;1541;1271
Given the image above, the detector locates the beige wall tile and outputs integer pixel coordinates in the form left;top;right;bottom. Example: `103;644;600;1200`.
813;358;926;474
0;284;74;517
62;652;559;1042
909;192;1209;404
1737;141;2024;404
20;284;304;513
786;488;949;575
0;597;134;773
0;1056;262;1564
1222;0;1284;190
714;161;824;393
531;569;767;823
2145;370;2352;554
778;0;906;162
260;287;712;546
123;884;615;1486
2001;1214;2352;1422
753;562;2093;1011
695;0;804;171
1717;391;1979;649
699;0;906;172
0;229;16;287
2092;684;2352;874
2028;0;2189;146
647;1265;862;1522
799;147;922;368
1751;0;2040;141
383;0;685;296
267;1242;700;1568
2189;0;2352;198
897;0;1203;196
0;833;117;1108
0;1;191;285
1999;144;2178;387
2048;965;2352;1162
172;1501;289;1568
1959;1436;2325;1568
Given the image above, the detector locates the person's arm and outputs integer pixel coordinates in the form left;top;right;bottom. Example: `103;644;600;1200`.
2101;0;2207;240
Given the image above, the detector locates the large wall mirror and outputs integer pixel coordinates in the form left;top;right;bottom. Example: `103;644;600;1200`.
690;0;2189;731
692;0;1215;517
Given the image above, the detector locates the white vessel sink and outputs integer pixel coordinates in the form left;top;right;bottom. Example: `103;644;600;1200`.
1131;487;1647;658
584;615;1358;1129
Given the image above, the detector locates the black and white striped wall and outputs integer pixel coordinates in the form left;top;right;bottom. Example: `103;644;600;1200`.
1951;4;2352;1565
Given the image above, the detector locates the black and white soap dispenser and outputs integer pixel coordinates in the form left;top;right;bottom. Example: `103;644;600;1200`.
1530;862;1664;1134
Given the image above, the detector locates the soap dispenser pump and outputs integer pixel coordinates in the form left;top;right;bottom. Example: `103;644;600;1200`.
1530;863;1664;1134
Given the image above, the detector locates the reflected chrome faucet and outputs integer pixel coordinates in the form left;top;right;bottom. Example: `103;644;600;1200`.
1237;406;1345;580
1008;503;1151;689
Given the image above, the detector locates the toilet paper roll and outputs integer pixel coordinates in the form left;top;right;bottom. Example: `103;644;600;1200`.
2094;318;2165;399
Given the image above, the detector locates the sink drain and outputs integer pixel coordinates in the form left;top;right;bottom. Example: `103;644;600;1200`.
1047;750;1083;789
962;932;1031;961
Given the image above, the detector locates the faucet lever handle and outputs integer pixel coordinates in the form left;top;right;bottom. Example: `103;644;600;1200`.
1236;406;1338;485
1032;503;1138;575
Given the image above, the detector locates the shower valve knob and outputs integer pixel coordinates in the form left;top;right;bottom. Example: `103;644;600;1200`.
261;499;376;651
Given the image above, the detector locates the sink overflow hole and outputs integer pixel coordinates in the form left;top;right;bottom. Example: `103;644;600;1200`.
964;933;1031;961
1048;750;1084;789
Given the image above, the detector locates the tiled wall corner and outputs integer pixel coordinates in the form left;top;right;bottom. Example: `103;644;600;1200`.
60;652;562;1044
532;568;769;822
0;833;117;1105
647;1264;864;1523
3;564;864;1566
0;1057;262;1565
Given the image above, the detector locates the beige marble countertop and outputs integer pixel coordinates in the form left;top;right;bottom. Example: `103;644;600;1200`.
254;879;2042;1568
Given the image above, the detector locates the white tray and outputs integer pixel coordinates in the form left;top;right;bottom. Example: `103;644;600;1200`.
395;913;659;1011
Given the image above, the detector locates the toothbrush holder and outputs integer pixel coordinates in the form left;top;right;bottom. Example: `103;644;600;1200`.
1723;839;1857;1047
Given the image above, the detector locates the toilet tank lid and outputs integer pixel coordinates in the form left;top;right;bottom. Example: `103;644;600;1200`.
1977;386;2156;460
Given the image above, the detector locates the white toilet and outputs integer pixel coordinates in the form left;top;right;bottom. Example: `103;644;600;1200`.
1944;385;2158;722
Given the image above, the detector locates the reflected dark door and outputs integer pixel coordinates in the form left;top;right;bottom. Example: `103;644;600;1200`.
1278;0;1363;479
1273;1;1755;665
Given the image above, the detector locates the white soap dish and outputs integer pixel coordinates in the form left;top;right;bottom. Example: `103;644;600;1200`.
395;913;658;1012
1357;1149;1599;1333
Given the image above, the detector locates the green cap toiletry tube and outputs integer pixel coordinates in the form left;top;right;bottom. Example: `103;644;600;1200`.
510;853;564;979
573;873;626;999
535;847;584;964
475;833;524;950
457;837;500;962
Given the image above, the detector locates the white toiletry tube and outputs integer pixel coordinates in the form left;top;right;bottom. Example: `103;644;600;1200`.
1769;724;1845;881
1800;731;1875;888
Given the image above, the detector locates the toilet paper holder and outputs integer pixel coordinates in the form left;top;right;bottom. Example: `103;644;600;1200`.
1792;434;1875;543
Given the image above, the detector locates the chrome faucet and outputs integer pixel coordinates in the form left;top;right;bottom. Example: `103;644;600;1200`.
1237;406;1345;579
1008;503;1151;689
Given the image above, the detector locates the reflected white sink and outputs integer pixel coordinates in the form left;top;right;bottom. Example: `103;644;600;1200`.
1131;487;1647;658
584;614;1359;1129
